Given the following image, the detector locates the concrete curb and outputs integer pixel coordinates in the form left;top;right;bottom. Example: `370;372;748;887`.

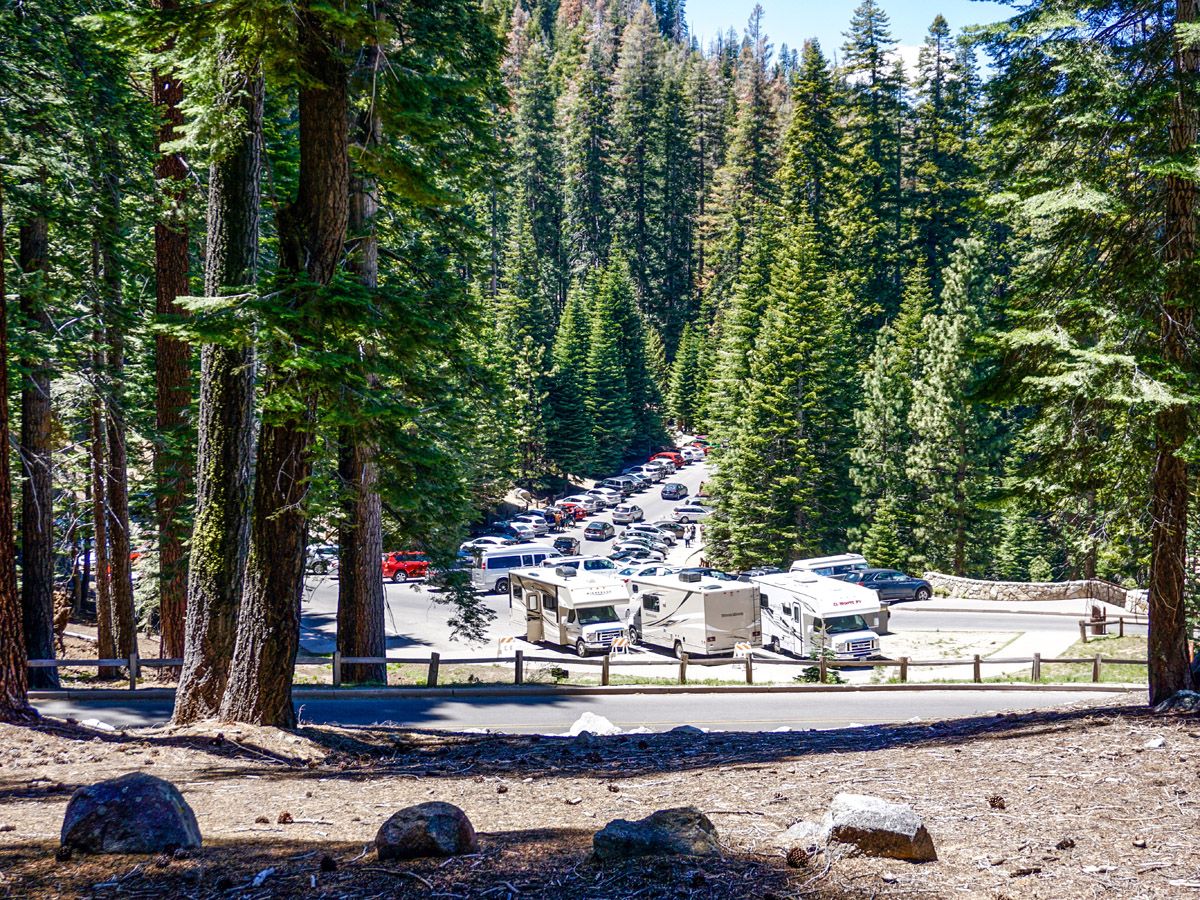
905;605;1142;619
29;682;1140;703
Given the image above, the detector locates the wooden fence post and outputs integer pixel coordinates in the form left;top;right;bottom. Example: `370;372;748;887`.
1092;654;1102;683
427;652;440;688
127;651;140;691
332;651;341;687
818;655;827;684
1118;617;1125;638
679;653;688;685
602;654;610;686
745;655;753;685
515;650;524;685
1079;620;1088;643
1032;652;1041;683
973;654;982;684
899;657;909;684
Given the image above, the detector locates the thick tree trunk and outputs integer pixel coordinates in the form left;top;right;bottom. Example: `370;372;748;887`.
173;60;262;725
89;361;116;680
222;4;348;726
0;189;36;722
18;208;57;688
1148;0;1199;705
152;0;193;677
338;42;386;686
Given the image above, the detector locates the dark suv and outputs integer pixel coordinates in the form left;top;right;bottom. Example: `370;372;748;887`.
840;568;932;604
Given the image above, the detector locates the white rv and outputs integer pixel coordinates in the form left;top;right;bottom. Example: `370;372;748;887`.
509;568;629;657
750;571;884;660
788;553;869;578
626;571;761;658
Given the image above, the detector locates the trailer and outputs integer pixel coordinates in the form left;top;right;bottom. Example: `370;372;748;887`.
749;571;885;660
626;571;761;658
788;553;868;578
509;567;629;657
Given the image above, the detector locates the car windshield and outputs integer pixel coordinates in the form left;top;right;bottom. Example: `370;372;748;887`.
578;605;620;627
822;614;870;635
583;559;615;570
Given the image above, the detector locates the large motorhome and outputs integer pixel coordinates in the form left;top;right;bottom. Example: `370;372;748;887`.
509;567;629;657
626;571;761;658
749;571;885;660
788;553;869;578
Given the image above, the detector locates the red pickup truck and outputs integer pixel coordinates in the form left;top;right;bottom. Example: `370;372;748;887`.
381;551;430;583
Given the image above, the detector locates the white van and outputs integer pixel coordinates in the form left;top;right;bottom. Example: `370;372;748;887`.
672;504;712;524
626;571;761;658
510;567;629;657
470;544;562;594
788;553;869;578
749;571;884;659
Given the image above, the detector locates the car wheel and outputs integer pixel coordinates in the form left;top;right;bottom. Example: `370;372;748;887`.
495;577;509;595
914;587;930;602
391;570;406;584
628;627;640;645
674;640;685;660
576;639;588;658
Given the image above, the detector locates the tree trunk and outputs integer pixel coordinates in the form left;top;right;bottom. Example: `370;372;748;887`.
18;205;57;688
152;0;193;678
338;39;386;686
172;59;262;725
222;4;348;726
1147;0;1199;705
0;187;36;722
89;352;116;680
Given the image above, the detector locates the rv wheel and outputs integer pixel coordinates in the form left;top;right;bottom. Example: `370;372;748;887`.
495;577;509;595
576;639;589;658
674;641;685;660
392;570;407;584
627;626;639;645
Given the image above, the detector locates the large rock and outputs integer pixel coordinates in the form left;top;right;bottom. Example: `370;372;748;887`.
776;819;826;850
1154;690;1200;713
61;773;201;855
822;794;936;862
375;802;478;860
593;807;719;861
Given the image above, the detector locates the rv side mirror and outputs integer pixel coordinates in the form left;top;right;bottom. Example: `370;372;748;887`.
760;593;768;609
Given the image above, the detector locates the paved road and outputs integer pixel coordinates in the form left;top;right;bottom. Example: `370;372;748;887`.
31;689;1124;733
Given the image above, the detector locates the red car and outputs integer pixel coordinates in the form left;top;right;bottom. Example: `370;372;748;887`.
556;502;588;521
651;451;684;469
382;551;429;583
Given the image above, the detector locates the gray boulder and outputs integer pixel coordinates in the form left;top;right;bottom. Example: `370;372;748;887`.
593;806;719;861
823;793;936;862
777;819;826;849
375;802;478;860
61;773;201;855
1154;690;1200;713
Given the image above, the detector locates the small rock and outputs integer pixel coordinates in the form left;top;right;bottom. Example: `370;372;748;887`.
277;811;294;825
154;854;170;868
172;848;192;860
497;785;509;794
776;820;825;850
881;872;899;884
989;855;1006;866
593;807;720;861
55;846;72;862
0;824;14;833
823;794;936;862
60;773;201;855
669;725;706;735
254;816;270;825
1055;837;1075;851
1153;690;1200;713
375;802;478;860
608;784;620;793
567;797;582;806
1143;737;1166;750
1133;837;1147;849
1010;865;1042;877
568;712;621;737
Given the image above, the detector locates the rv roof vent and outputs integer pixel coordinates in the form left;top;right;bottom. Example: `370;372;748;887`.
679;571;702;583
555;566;577;578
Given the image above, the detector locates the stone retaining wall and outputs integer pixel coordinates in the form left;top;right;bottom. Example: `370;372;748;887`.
924;572;1146;612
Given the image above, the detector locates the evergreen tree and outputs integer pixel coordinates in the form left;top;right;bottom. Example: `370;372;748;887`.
584;263;636;473
545;287;594;475
778;39;839;253
667;320;701;431
907;240;997;575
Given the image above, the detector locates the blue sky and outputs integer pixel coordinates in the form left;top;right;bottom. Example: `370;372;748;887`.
684;0;1015;64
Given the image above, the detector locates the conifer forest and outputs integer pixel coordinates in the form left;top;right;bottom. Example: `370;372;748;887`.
0;0;1197;723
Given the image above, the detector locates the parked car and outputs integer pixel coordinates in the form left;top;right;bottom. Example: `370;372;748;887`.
545;555;619;573
512;512;551;536
651;451;684;469
624;464;663;483
586;487;622;508
553;535;581;555
612;503;644;524
644;459;676;478
615;534;669;554
839;568;933;604
672;504;713;524
737;565;782;579
427;556;471;589
680;446;705;463
584;521;616;541
495;520;539;542
616;564;678;583
677;566;737;581
382;551;430;583
610;547;666;563
460;535;517;552
625;523;676;545
622;472;651;490
651;519;687;539
601;476;640;497
561;494;601;514
306;544;338;575
553;503;588;522
660;482;688;501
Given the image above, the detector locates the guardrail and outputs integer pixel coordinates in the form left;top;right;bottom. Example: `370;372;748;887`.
27;646;1148;690
1077;614;1150;641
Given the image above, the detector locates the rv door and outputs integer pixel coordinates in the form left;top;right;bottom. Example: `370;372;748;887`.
526;591;544;642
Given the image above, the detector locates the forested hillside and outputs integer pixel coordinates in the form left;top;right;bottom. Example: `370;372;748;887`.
0;0;1196;722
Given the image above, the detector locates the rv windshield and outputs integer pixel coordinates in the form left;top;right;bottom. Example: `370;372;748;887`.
577;605;620;627
817;614;870;635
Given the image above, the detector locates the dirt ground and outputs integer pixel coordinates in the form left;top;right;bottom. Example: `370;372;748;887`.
0;696;1197;898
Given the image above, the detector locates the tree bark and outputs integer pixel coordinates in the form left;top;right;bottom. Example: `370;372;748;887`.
0;187;36;722
152;0;193;678
338;38;386;686
1148;0;1199;705
18;203;57;688
222;3;348;726
173;59;262;725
